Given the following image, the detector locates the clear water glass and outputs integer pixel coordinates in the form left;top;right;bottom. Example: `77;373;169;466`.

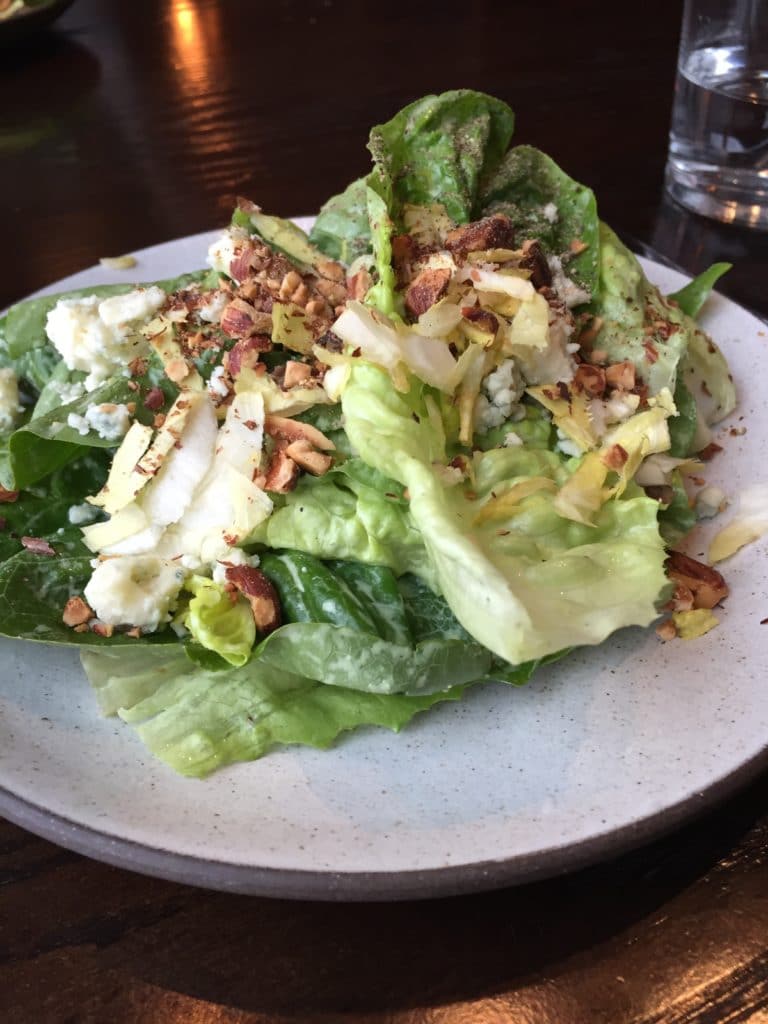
665;0;768;229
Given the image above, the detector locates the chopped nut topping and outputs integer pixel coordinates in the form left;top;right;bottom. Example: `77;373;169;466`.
605;360;636;391
445;214;515;257
264;415;335;451
573;363;607;397
90;621;115;638
263;445;300;493
520;239;552;289
666;550;729;609
144;387;165;411
656;619;678;641
165;358;191;384
0;487;19;503
283;360;312;388
224;565;281;635
317;258;347;283
224;335;271;378
404;267;452;318
62;596;93;627
284;439;333;476
601;444;628;471
698;442;723;461
21;536;55;556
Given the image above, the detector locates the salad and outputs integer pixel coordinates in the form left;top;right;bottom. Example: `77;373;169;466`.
0;91;743;777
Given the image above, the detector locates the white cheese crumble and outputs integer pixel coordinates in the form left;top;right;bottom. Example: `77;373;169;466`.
206;228;249;280
45;287;166;391
547;255;591;309
503;430;524;447
208;364;230;398
68;502;99;525
198;290;229;324
474;358;526;433
542;202;559;224
555;429;584;458
84;556;186;631
52;380;86;406
0;368;24;432
67;403;132;440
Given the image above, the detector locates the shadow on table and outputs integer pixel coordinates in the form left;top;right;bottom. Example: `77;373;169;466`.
101;769;768;1017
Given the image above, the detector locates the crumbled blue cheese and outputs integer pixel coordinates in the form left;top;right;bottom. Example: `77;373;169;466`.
68;502;100;525
67;403;132;440
45;287;166;391
199;290;229;324
548;255;591;309
207;228;249;280
542;202;559;224
503;430;524;447
555;428;583;458
84;556;186;631
0;368;24;432
208;364;230;399
52;380;86;406
474;358;526;433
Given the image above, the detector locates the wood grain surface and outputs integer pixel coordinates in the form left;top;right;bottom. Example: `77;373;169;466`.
1;1;767;1021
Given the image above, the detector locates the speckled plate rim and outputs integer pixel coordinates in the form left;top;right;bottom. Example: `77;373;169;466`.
1;741;767;901
2;229;767;901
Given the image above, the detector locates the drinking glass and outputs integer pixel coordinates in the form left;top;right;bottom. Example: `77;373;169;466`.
665;0;768;228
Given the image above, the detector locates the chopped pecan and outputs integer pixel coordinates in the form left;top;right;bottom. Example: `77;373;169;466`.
392;233;419;283
573;363;607;397
305;298;331;318
666;550;729;609
601;444;628;471
444;213;515;257
520;239;552;289
21;536;55;556
264;415;335;451
229;243;257;282
347;269;372;301
224;336;271;377
224;565;281;635
283;360;312;388
315;278;347;307
165;358;191;384
665;581;695;613
285;439;333;476
643;340;659;364
317;258;347;283
62;596;93;627
0;487;19;503
220;298;259;338
605;360;636;391
656;619;678;641
404;267;452;318
90;621;114;638
263;445;300;493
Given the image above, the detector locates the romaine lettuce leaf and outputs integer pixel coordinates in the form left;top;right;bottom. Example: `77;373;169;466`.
669;262;731;318
309;177;372;264
81;645;467;777
341;362;668;664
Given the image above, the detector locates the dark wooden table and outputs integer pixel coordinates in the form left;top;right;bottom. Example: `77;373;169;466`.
2;2;768;1021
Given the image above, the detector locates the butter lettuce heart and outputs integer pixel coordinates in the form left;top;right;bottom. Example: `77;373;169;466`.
341;363;668;665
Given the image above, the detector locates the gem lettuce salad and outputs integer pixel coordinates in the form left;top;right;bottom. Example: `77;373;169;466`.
0;91;743;777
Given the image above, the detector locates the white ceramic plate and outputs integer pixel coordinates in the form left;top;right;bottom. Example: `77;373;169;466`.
1;230;767;901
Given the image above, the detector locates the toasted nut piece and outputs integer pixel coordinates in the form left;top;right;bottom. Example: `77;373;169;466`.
285;439;333;475
305;298;331;318
404;267;452;318
570;239;588;254
283;360;312;388
220;298;258;338
347;269;372;300
520;239;552;289
90;621;115;638
445;214;515;257
225;565;282;635
21;536;56;556
602;444;628;471
263;446;300;493
666;550;729;609
461;307;499;333
665;581;695;613
264;415;335;451
317;258;347;283
315;278;347;306
290;282;310;307
229;243;256;282
278;270;303;300
605;360;636;390
656;619;678;641
63;596;93;627
224;335;271;376
573;363;607;397
165;358;191;384
0;486;19;503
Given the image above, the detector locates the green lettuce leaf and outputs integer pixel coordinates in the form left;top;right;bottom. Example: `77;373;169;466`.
341;362;668;665
480;144;600;294
81;645;466;777
182;575;255;668
368;90;515;224
669;262;731;318
309;177;372;264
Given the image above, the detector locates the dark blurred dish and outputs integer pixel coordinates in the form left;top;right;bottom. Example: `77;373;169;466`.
0;0;75;44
